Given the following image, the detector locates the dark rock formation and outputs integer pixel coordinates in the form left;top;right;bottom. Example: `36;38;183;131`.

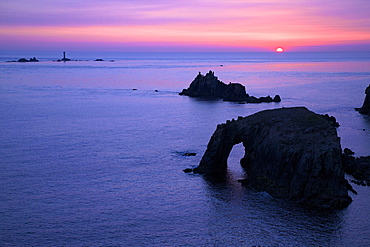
356;84;370;115
342;149;370;186
182;152;196;156
179;71;281;103
183;168;193;173
191;107;351;209
320;114;340;127
17;57;39;62
343;148;355;156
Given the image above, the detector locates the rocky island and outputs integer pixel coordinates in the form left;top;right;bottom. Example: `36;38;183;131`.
187;107;352;209
6;57;39;62
356;84;370;115
179;71;281;103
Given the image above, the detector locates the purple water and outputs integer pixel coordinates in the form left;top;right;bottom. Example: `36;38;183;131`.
1;52;370;246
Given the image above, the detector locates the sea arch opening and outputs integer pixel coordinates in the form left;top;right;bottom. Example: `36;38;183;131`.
227;142;247;179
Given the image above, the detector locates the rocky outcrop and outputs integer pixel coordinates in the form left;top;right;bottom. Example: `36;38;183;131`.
16;57;39;62
191;107;352;209
179;71;281;103
356;84;370;115
342;149;370;186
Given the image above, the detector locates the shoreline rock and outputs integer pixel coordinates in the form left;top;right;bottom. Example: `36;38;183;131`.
179;71;281;103
355;84;370;115
190;107;352;209
342;149;370;186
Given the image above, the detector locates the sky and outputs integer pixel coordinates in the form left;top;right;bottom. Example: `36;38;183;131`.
1;0;370;52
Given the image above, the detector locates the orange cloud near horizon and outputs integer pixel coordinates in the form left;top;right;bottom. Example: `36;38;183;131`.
2;23;369;52
1;0;370;52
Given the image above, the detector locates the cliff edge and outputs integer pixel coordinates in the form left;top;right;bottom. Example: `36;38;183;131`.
356;84;370;115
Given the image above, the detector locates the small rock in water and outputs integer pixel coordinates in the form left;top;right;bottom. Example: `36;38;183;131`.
343;148;355;156
182;152;196;156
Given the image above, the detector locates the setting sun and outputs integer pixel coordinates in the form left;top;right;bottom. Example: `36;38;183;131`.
276;47;284;52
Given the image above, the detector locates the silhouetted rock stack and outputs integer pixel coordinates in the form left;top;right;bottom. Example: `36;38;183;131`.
356;84;370;115
179;71;281;103
190;107;352;209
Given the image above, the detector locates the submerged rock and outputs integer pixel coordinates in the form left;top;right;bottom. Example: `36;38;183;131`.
179;71;281;103
193;107;352;209
356;84;370;115
182;152;196;156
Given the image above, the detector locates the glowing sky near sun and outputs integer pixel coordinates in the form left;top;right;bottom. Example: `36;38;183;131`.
1;0;370;51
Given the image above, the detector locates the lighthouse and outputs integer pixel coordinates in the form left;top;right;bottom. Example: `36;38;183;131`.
61;51;71;61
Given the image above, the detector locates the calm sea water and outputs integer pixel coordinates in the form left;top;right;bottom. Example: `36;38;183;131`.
1;51;370;246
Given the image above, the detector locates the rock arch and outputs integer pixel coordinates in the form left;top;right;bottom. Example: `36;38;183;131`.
193;107;352;209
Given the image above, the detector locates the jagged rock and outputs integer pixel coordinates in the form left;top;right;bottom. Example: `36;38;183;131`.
343;148;355;156
356;84;370;115
17;57;39;62
343;153;370;186
193;107;352;209
179;71;281;103
320;114;340;127
273;95;281;102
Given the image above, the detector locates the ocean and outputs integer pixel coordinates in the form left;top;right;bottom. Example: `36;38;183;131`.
0;51;369;246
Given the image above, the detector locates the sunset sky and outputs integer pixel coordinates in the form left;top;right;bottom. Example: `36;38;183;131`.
1;0;370;52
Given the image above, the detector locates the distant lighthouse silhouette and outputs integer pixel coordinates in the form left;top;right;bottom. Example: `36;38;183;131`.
61;51;71;61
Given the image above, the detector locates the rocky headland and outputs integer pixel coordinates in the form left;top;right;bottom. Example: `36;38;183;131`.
188;107;352;209
355;84;370;115
179;71;281;103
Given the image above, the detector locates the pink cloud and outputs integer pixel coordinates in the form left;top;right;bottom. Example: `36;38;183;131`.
1;0;370;51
